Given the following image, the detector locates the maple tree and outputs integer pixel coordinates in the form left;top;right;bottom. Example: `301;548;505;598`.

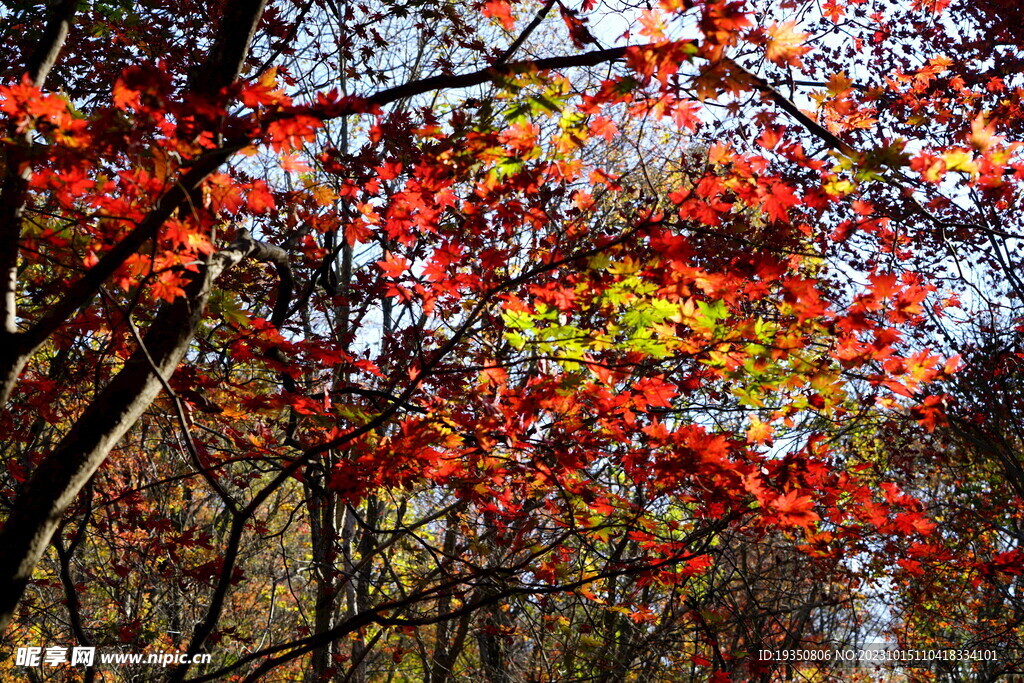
1;0;1023;680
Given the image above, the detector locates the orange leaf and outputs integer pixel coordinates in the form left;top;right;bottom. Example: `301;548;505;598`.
765;21;812;67
377;254;410;278
482;0;515;30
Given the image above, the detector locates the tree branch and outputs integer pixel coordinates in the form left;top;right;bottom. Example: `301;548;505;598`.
188;0;270;98
724;58;854;156
26;0;79;87
365;46;631;109
494;0;557;65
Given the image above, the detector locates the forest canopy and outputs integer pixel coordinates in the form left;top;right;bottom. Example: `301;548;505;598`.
1;0;1023;680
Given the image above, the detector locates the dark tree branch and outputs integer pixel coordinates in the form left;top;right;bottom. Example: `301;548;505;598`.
725;58;854;156
494;0;557;65
365;46;631;109
188;0;270;98
26;0;79;87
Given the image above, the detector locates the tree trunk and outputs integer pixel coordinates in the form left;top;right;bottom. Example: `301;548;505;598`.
0;267;215;633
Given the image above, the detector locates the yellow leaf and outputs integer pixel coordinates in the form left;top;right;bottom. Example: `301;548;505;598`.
969;114;999;152
823;177;855;196
746;418;774;445
943;149;978;174
765;21;812;67
826;71;854;97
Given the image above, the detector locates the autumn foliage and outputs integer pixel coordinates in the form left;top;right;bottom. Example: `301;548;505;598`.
1;0;1023;680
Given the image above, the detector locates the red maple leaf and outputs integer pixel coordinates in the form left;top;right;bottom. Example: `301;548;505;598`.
771;490;820;529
